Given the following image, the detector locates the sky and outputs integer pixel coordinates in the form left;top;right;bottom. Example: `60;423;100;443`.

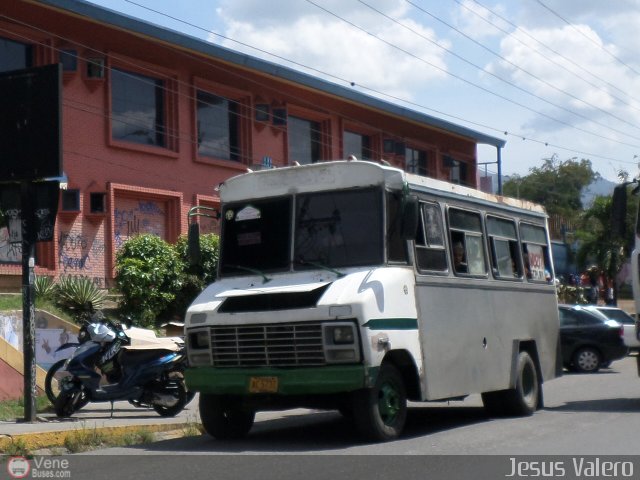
84;0;640;182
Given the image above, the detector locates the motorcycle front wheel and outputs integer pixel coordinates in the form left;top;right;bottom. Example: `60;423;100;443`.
153;379;188;417
54;386;86;418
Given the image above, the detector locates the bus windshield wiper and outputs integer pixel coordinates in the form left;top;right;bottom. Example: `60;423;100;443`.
295;258;345;278
225;264;272;284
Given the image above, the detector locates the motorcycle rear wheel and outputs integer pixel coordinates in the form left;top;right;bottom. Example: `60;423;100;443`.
153;379;188;417
54;387;86;418
45;360;90;410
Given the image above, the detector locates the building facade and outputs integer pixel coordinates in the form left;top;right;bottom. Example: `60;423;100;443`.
0;0;505;289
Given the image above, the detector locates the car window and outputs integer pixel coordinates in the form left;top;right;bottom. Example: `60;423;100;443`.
559;309;578;326
598;308;634;324
576;311;603;326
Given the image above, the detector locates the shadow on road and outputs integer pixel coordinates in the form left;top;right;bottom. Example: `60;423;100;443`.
122;405;493;453
546;397;640;413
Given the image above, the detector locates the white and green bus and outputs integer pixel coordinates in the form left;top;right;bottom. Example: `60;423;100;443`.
184;160;561;441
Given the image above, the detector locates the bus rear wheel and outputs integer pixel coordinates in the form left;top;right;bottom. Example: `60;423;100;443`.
352;363;407;441
482;350;539;416
199;394;255;440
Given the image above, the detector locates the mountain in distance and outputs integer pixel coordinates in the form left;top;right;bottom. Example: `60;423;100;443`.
581;176;617;207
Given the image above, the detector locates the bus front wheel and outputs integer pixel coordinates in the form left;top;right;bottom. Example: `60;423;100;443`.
482;350;539;417
199;394;255;440
351;363;407;441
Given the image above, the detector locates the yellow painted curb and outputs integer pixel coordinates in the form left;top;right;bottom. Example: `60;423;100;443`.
0;423;193;452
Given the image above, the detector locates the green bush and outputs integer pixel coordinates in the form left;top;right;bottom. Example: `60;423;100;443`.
171;233;220;318
115;234;182;327
55;275;106;320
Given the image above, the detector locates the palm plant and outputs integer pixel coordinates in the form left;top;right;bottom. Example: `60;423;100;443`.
55;275;106;320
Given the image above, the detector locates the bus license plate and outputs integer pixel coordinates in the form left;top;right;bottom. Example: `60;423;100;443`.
249;376;278;393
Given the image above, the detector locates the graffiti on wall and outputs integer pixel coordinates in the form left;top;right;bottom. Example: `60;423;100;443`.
0;227;21;263
114;199;167;249
57;228;108;287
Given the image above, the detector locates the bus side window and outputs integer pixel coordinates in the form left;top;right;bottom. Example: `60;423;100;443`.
520;223;553;283
448;208;487;276
415;202;447;272
487;216;521;280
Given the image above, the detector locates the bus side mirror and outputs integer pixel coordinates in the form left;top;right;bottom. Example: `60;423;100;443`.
401;195;419;240
188;222;201;267
612;184;627;238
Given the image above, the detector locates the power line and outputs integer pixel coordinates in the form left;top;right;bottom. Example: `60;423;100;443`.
458;0;640;106
1;4;636;182
534;0;640;78
119;0;640;161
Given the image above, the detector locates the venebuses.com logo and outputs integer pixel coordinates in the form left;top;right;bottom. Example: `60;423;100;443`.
6;456;71;478
7;456;30;479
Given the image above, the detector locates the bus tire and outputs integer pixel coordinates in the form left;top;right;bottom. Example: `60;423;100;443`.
352;363;407;442
199;394;255;440
482;350;539;417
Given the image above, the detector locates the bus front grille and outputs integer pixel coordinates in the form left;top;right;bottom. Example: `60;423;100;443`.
209;323;326;367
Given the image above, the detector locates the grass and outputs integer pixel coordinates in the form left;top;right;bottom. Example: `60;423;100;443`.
2;437;30;456
0;396;52;422
0;294;75;324
63;426;107;453
63;426;160;453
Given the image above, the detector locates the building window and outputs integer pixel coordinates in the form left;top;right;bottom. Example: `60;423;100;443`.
89;192;106;214
0;37;32;72
344;131;371;160
288;116;321;165
111;67;165;147
405;147;428;176
59;49;78;72
445;156;468;185
196;90;240;161
61;190;80;212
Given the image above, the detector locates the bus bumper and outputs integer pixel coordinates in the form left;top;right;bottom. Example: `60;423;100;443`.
185;365;373;395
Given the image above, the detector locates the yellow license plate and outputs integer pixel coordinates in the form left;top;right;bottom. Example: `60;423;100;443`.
249;376;279;393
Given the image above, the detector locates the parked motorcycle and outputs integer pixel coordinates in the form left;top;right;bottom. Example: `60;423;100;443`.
54;316;191;418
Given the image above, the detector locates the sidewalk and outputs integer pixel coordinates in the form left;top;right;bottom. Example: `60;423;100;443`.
0;397;314;453
0;397;201;452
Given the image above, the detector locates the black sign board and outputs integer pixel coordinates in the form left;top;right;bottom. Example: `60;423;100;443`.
0;64;62;182
0;181;59;243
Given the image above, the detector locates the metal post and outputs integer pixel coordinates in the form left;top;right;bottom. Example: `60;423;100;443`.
497;146;503;196
20;181;37;422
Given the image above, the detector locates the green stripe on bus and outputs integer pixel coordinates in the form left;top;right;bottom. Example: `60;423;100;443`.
363;318;418;330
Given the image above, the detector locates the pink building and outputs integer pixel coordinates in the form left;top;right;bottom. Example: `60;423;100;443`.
0;0;505;289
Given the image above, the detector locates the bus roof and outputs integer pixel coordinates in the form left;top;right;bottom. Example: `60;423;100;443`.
218;160;546;216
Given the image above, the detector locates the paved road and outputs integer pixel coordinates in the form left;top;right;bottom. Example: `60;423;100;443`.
9;356;640;480
85;355;640;456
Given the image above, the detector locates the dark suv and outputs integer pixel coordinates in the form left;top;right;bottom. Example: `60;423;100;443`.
558;305;628;373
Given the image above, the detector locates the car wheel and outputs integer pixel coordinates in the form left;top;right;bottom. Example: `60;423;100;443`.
572;347;601;373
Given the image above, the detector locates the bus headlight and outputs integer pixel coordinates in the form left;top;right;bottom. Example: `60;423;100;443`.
188;329;210;350
328;325;355;344
323;322;360;364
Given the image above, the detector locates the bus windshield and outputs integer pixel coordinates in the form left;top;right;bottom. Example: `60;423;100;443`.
294;187;383;269
219;187;383;276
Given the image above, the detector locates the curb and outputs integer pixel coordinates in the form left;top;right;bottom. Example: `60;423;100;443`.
0;423;192;452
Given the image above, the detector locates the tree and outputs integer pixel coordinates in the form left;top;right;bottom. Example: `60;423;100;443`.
503;155;598;222
574;190;636;304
